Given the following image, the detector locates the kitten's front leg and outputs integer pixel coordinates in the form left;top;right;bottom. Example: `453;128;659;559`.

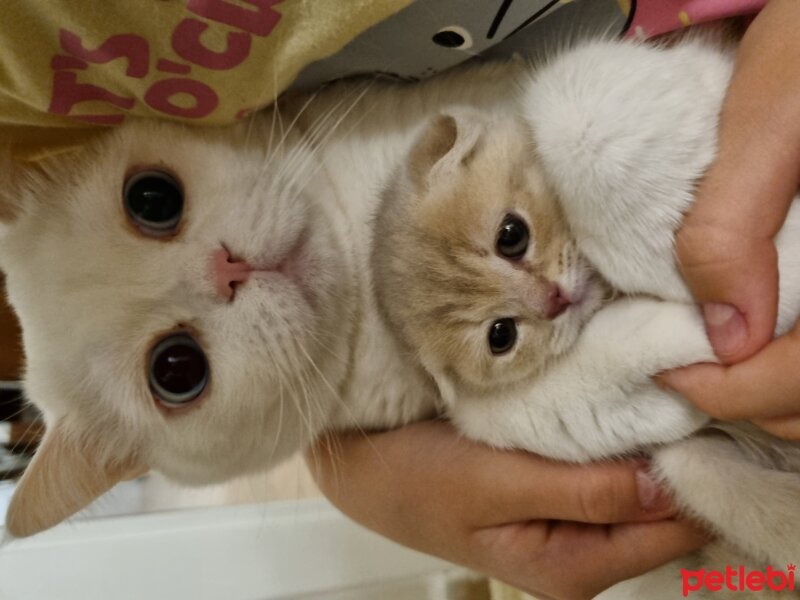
451;298;715;462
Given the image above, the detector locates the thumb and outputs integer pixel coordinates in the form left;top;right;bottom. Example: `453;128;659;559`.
675;217;779;364
674;101;798;363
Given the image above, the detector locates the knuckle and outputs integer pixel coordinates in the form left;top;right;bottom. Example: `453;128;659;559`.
674;223;741;269
577;470;625;523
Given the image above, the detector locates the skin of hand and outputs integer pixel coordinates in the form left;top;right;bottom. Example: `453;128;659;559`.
307;421;707;600
661;0;800;439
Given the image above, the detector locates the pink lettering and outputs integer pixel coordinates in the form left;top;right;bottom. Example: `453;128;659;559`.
59;30;150;78
746;571;765;591
705;571;722;592
681;568;704;597
156;59;192;75
724;565;737;591
186;0;282;36
171;18;251;70
51;55;87;71
767;566;789;591
49;71;134;119
144;78;219;118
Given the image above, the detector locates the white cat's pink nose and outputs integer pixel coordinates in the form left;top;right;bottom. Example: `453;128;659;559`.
545;284;571;319
211;248;251;301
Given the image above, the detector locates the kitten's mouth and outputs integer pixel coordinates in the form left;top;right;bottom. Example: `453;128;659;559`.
558;270;606;322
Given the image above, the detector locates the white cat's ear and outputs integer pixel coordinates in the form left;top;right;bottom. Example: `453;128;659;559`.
5;421;147;537
408;109;485;191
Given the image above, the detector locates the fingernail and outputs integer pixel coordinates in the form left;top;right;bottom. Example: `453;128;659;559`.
636;469;672;512
703;303;747;358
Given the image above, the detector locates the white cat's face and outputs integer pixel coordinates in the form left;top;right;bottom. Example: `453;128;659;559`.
0;117;352;500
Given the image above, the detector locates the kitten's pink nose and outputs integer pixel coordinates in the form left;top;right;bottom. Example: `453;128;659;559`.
211;248;251;301
545;284;571;319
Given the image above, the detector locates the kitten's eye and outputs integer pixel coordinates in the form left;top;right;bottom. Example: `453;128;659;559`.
124;170;183;236
149;333;208;408
496;214;529;259
488;318;517;355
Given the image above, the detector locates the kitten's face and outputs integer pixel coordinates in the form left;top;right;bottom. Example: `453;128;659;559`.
374;113;607;398
0;118;351;490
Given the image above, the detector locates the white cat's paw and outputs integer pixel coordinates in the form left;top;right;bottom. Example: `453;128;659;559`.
558;383;709;461
579;298;715;376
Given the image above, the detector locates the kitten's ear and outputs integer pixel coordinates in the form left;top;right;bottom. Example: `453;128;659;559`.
408;110;485;191
5;421;147;537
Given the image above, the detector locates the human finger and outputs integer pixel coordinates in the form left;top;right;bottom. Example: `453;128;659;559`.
660;325;800;421
753;413;800;441
479;519;708;599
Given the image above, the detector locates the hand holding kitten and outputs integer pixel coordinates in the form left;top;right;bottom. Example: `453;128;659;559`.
662;0;800;439
308;422;707;600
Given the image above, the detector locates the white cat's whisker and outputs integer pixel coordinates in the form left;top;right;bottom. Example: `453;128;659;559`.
279;82;378;206
266;362;287;465
253;89;322;190
266;82;375;197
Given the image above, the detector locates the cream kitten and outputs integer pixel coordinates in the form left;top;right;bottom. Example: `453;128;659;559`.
372;109;609;399
375;31;800;597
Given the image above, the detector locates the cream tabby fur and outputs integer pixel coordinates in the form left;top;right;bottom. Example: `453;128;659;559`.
1;29;799;598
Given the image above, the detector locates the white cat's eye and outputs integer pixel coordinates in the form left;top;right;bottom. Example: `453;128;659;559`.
488;318;517;355
149;333;208;408
124;170;184;236
496;214;529;259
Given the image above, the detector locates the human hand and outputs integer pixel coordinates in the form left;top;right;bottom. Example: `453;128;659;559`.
661;0;800;438
307;421;706;600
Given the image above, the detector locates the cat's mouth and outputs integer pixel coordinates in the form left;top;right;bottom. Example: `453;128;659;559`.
556;269;607;326
249;229;317;308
